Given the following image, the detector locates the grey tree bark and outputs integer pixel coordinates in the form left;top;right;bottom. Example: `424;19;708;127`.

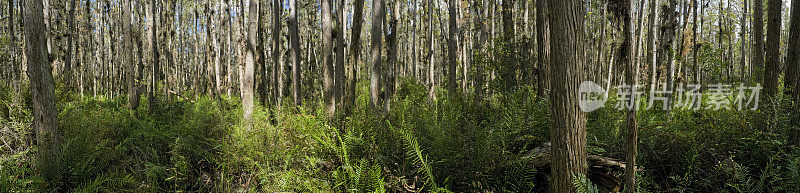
370;0;384;111
336;0;346;110
123;0;138;111
386;0;399;111
323;0;336;115
290;0;301;106
243;0;258;125
64;0;77;91
547;0;588;192
23;0;61;179
647;0;659;92
659;0;677;112
346;0;365;115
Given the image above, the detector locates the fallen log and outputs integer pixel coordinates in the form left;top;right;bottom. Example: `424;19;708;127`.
513;142;638;192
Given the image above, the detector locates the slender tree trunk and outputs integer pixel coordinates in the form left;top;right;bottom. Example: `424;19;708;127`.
446;0;458;93
370;0;384;111
63;0;77;91
272;0;282;110
741;0;749;82
764;0;781;97
621;0;638;192
257;1;267;106
428;0;436;101
23;0;61;179
647;0;659;92
660;0;678;112
336;0;347;110
548;0;588;192
243;0;258;125
501;0;515;89
535;0;550;100
386;0;399;111
347;0;364;115
693;0;699;85
123;0;137;111
474;0;486;104
148;0;160;111
9;0;20;114
205;0;213;95
214;0;223;96
290;0;301;106
323;0;336;115
753;0;765;83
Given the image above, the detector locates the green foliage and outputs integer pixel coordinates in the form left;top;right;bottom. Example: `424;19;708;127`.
2;72;800;192
572;173;599;193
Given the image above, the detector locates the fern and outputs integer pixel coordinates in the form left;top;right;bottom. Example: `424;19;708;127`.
572;173;599;193
399;126;442;192
72;171;136;193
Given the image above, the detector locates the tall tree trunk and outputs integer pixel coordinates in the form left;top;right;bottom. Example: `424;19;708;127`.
548;0;588;192
9;0;20;114
659;0;678;112
84;0;93;97
596;2;608;86
386;0;399;111
336;0;346;110
206;0;213;95
474;0;486;104
647;0;659;92
257;1;267;106
764;0;781;97
788;0;800;144
147;0;159;111
753;0;765;83
272;0;282;110
214;0;223;96
788;0;800;92
370;0;384;111
64;0;77;91
446;0;458;93
323;0;336;115
694;0;699;85
123;0;137;111
290;0;301;106
621;0;638;192
428;0;436;101
243;0;258;125
741;0;749;82
501;0;515;89
347;0;365;115
23;0;61;179
536;0;550;100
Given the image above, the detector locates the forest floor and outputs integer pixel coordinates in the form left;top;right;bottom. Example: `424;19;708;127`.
1;80;799;192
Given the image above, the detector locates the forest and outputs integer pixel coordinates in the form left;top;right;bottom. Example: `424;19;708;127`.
1;0;799;192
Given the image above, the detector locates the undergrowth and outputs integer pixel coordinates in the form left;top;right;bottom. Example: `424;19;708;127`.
0;80;799;192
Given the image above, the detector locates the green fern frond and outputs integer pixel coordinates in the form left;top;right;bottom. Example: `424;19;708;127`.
398;126;439;191
572;173;599;193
